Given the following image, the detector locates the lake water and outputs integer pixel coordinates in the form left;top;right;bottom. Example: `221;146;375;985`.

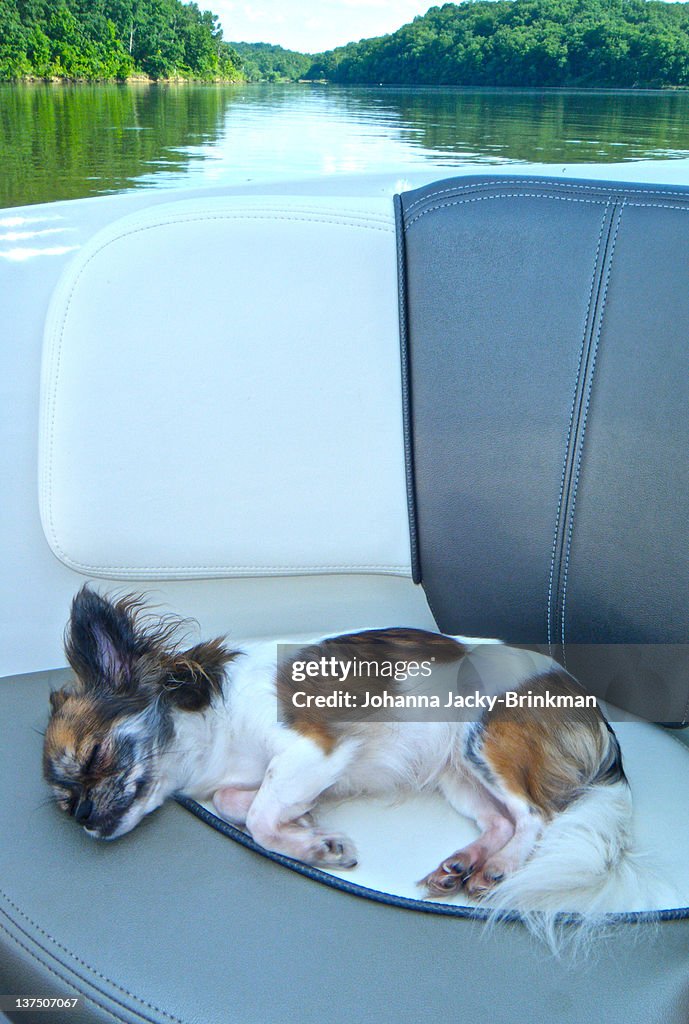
3;83;689;208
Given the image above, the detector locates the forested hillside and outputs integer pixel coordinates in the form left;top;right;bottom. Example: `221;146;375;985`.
0;0;242;80
305;0;689;87
230;41;312;82
4;0;689;87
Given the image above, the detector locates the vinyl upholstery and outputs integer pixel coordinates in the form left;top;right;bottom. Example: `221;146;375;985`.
1;669;689;1024
39;197;410;580
5;177;689;1022
398;176;689;723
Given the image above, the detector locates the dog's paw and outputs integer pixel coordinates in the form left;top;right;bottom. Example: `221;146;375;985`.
419;863;469;897
310;832;358;869
463;851;519;897
463;865;506;898
419;845;486;898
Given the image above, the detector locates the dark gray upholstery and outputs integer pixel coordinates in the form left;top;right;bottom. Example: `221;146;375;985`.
2;669;689;1024
398;176;689;723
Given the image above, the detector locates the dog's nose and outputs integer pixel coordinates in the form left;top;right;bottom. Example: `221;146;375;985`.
74;798;93;824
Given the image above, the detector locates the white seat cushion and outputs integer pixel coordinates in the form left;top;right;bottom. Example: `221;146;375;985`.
199;720;689;913
39;196;411;579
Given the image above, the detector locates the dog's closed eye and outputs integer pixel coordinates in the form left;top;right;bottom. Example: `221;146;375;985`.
82;743;101;774
80;741;102;770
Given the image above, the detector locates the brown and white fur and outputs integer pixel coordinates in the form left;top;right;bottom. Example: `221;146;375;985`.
44;587;663;945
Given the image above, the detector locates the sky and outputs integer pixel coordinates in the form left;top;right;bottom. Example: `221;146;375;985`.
211;0;436;54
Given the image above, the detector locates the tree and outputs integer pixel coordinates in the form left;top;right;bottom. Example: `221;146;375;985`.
0;0;242;80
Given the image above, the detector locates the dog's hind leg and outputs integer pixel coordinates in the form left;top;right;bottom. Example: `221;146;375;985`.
245;735;359;868
463;788;544;898
421;773;515;896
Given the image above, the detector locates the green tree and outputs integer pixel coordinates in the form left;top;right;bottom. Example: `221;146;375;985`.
0;0;242;80
307;0;689;88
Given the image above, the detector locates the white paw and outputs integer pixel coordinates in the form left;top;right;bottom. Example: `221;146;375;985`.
310;832;358;868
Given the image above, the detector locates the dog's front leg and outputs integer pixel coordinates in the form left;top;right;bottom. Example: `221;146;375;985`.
212;786;258;825
245;735;358;868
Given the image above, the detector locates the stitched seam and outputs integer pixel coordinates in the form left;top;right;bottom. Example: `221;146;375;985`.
134;205;395;222
403;178;689;215
42;211;394;563
0;891;184;1024
405;192;611;229
86;211;395;232
560;203;626;655
547;203;610;650
0;917;137;1024
626;201;689;210
404;192;689;231
165;204;394;223
43;556;411;574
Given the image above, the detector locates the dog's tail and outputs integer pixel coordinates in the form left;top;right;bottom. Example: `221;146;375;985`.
479;778;676;951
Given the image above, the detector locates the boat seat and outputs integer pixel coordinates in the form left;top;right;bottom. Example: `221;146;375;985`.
1;668;689;1024
2;175;689;1022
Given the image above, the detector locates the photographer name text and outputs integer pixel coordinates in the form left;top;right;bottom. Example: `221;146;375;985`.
290;689;597;711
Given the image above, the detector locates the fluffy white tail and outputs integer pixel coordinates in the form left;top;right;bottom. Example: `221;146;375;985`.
480;780;677;952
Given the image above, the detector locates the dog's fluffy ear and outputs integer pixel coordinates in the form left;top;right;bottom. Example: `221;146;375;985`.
49;687;71;714
64;585;235;708
65;585;151;693
162;639;235;711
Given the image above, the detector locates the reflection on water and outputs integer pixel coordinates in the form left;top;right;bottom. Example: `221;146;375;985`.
0;211;78;261
3;83;689;208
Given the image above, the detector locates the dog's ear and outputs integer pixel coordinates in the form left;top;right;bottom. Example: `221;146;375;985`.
65;585;149;693
49;686;71;715
162;639;235;711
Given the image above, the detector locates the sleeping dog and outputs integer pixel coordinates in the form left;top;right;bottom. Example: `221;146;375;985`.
44;586;657;927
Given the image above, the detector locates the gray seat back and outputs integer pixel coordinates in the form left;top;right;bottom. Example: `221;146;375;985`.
397;176;689;723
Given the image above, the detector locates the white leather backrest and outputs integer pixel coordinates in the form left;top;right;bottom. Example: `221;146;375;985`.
39;196;411;579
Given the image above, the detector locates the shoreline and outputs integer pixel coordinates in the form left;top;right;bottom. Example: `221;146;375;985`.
2;74;245;86
1;78;688;92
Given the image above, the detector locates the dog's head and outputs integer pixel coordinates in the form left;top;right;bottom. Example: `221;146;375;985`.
43;586;235;839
